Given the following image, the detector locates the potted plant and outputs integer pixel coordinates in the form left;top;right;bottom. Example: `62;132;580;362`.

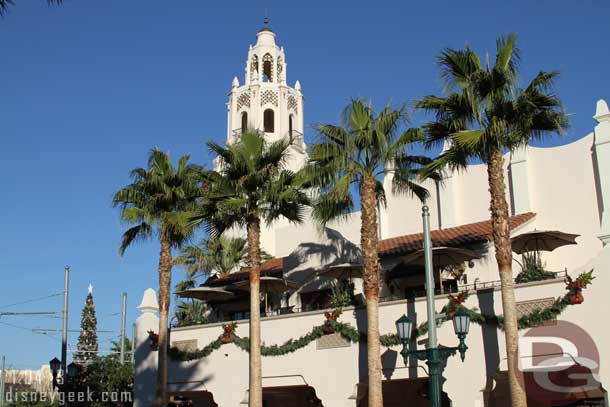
566;270;594;305
221;322;237;343
323;309;342;334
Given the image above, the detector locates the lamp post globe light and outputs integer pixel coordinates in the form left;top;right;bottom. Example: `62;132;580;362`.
394;205;472;407
395;314;413;342
452;307;470;362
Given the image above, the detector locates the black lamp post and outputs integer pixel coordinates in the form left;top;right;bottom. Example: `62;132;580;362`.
49;358;61;389
394;205;472;407
50;358;80;391
395;309;471;407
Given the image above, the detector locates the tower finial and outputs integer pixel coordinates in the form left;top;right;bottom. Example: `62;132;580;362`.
263;6;269;26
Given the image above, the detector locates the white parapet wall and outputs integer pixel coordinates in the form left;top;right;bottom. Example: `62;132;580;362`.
155;245;610;407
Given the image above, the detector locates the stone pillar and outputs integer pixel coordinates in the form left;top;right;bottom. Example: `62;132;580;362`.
594;99;610;244
133;288;159;407
509;147;532;215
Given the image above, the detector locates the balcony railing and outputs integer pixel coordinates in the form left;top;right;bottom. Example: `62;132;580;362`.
172;271;568;328
231;128;303;143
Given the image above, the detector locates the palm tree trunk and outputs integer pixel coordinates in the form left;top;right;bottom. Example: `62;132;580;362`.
154;230;173;406
247;217;263;407
360;175;384;407
487;148;527;407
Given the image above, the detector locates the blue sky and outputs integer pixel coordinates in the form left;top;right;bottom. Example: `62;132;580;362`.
1;0;608;368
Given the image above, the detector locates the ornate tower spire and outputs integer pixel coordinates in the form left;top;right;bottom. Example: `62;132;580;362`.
216;27;307;172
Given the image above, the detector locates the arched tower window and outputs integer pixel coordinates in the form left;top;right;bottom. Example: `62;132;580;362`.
241;112;248;131
262;53;273;82
264;109;275;133
289;114;294;136
277;56;283;83
250;55;259;82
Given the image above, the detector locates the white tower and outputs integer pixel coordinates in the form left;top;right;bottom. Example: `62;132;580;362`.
215;26;307;172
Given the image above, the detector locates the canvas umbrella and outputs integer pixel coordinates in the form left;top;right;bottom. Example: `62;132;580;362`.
317;262;364;280
176;287;235;302
511;230;579;254
511;230;579;269
402;247;481;294
233;277;299;313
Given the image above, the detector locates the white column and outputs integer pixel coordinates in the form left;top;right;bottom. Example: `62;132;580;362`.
594;99;610;244
133;289;159;407
509;146;532;215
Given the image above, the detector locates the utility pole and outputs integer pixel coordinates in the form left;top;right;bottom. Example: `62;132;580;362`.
120;292;127;365
61;266;70;378
0;355;6;407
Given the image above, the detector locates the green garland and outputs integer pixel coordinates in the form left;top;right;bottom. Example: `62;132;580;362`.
169;271;592;361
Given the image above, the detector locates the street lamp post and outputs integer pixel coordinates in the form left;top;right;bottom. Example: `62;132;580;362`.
49;358;61;390
395;205;471;407
50;358;79;392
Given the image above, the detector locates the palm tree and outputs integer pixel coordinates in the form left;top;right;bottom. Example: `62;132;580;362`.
0;0;61;16
173;237;249;328
110;338;133;361
175;236;249;282
416;34;568;407
173;299;207;327
304;99;438;407
190;129;310;407
113;148;203;406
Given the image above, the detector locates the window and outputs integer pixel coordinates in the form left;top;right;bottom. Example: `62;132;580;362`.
262;53;273;82
289;114;294;136
264;109;275;133
250;55;258;81
241;112;248;131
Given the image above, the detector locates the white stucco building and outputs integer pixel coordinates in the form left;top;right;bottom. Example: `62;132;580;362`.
134;26;610;407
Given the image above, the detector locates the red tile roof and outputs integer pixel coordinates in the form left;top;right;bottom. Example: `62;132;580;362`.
377;212;536;257
204;213;535;286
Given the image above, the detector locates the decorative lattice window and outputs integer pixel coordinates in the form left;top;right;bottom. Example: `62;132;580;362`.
237;93;250;110
277;56;283;82
171;340;197;353
316;333;351;350
250;55;259;82
260;89;278;107
262;53;273;82
287;94;298;113
517;297;557;325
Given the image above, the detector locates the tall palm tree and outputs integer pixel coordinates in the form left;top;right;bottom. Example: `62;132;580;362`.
190;129;310;407
0;0;61;16
416;34;568;407
113;148;204;406
304;99;438;407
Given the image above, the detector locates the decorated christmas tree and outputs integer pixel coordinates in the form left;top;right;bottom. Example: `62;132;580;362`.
74;284;99;365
